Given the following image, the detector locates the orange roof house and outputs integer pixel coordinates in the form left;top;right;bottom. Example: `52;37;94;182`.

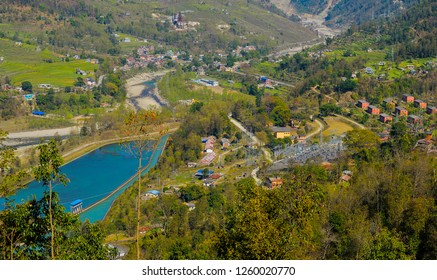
395;106;408;116
402;94;414;103
379;114;393;123
414;100;427;109
357;100;369;109
266;177;283;189
367;105;380;115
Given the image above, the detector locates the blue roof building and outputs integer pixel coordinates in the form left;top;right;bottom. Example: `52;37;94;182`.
32;110;45;116
70;199;83;214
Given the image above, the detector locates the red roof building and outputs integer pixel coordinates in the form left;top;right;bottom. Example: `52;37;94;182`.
367;105;380;115
402;94;414;103
408;115;422;125
426;106;437;115
379;113;393;123
266;177;283;189
395;106;408;117
414;100;427;109
357;100;370;110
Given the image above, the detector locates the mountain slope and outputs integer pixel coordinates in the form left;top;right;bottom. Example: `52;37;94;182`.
325;0;422;27
0;0;317;55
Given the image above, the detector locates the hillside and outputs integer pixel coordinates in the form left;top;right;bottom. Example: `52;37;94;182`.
0;0;316;56
270;0;423;30
325;0;422;27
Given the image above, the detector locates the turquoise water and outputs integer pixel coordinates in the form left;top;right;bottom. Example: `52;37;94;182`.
0;135;169;223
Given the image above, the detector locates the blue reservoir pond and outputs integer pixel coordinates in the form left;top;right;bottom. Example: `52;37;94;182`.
0;135;169;223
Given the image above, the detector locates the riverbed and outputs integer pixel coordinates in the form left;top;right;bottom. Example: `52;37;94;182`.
125;71;169;111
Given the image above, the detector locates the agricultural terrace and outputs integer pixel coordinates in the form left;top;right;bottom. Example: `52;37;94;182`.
0;38;98;87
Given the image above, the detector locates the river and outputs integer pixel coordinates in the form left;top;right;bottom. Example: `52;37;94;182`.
0;135;169;223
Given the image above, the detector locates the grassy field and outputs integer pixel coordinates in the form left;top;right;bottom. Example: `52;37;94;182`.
0;38;98;87
322;116;354;137
0;116;75;133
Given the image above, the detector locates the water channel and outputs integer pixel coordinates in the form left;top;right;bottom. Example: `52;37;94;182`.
0;135;169;223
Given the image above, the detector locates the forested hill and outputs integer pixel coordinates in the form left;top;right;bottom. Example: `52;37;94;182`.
0;0;315;55
281;0;423;29
326;0;423;27
357;0;436;59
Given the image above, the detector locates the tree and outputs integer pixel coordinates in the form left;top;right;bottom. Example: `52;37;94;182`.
21;81;32;93
33;139;69;259
121;109;163;259
226;53;236;67
271;105;291;127
0;192;116;260
0;129;27;197
343;129;380;161
319;103;341;116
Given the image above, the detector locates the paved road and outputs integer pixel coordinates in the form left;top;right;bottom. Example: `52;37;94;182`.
229;115;273;162
7;126;80;139
96;74;106;87
303;119;325;139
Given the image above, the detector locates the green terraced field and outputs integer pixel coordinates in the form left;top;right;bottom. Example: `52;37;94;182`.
0;39;98;87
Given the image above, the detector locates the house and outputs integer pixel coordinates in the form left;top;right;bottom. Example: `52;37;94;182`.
379;131;390;142
245;142;258;149
38;83;52;89
266;177;283;189
85;77;96;87
413;100;427;109
1;84;11;91
195;169;214;178
210;173;222;180
341;170;353;181
185;203;196;211
139;226;150;234
367;105;380;115
203;136;216;152
364;67;374;74
32;110;45;116
143;190;160;199
395;106;408;116
70;199;83;215
426;106;437;115
340;174;351;182
199;78;219;86
402;94;414;103
379;113;393;123
76;68;87;75
407;115;422;125
197;67;205;76
199;152;216;165
203;179;214;187
187;162;198;168
320;161;333;171
270;126;292;139
23;94;34;101
357;100;370;110
221;138;231;149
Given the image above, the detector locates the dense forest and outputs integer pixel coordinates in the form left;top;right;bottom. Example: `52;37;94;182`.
326;0;422;27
